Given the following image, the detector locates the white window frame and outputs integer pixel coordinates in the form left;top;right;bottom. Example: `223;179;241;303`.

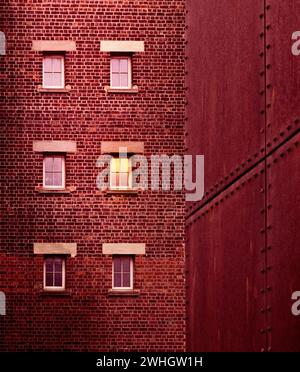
43;154;66;190
109;157;132;190
42;54;65;89
112;256;134;291
110;55;132;89
43;256;66;291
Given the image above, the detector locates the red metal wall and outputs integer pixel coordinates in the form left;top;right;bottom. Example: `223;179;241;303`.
186;0;300;351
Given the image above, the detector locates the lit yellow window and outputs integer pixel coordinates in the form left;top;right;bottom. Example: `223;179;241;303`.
110;157;132;190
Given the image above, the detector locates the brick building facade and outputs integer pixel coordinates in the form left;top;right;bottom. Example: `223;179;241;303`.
0;0;186;351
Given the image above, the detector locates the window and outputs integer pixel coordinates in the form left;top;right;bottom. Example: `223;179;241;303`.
112;256;133;290
43;55;65;89
44;256;65;291
43;155;65;190
110;56;132;89
110;157;132;190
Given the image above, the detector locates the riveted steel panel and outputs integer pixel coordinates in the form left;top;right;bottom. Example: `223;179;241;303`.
266;133;300;351
265;1;300;150
186;0;265;214
186;164;266;351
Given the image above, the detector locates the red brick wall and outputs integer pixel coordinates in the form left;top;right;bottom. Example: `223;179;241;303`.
0;0;185;351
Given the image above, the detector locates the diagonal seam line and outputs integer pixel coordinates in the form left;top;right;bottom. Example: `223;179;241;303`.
186;127;300;221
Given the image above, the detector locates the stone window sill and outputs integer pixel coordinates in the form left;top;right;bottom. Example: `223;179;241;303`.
107;289;140;297
35;186;76;194
104;85;139;94
37;85;71;93
99;188;139;195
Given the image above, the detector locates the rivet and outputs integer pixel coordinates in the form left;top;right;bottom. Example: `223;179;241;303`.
266;84;271;88
266;44;271;49
294;119;299;124
260;328;266;333
267;246;271;250
267;327;271;332
261;248;266;253
267;266;271;271
267;123;271;128
259;14;264;19
260;188;264;193
260;209;265;214
280;131;284;136
259;51;264;57
266;24;271;30
260;288;265;294
260;128;265;134
259;32;264;38
287;125;292;130
259;71;265;76
266;64;271;69
267;142;271;147
260;110;265;115
267;307;271;312
267;204;272;209
259;90;265;95
261;348;265;352
266;5;271;10
267;286;271;291
260;228;265;234
260;308;265;314
267;103;271;108
268;347;272;352
267;225;271;230
260;268;265;274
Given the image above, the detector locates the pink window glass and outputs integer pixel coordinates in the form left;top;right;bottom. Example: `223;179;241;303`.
43;56;63;88
44;155;64;188
111;57;130;88
44;257;64;288
113;256;132;289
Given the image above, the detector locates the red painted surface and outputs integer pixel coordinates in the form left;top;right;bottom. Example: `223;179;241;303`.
186;0;265;214
186;0;300;351
186;165;266;351
267;134;300;352
0;1;186;351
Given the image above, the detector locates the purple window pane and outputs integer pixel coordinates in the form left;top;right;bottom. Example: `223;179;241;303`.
114;257;122;272
45;172;54;186
52;58;62;73
52;72;62;87
120;59;128;73
122;257;131;272
122;273;131;288
45;273;53;287
54;272;62;287
111;73;120;87
120;73;128;87
44;58;52;73
53;157;62;172
54;259;62;272
44;72;53;86
45;259;53;271
44;157;53;172
114;272;122;287
111;59;119;73
119;173;129;187
53;172;62;187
